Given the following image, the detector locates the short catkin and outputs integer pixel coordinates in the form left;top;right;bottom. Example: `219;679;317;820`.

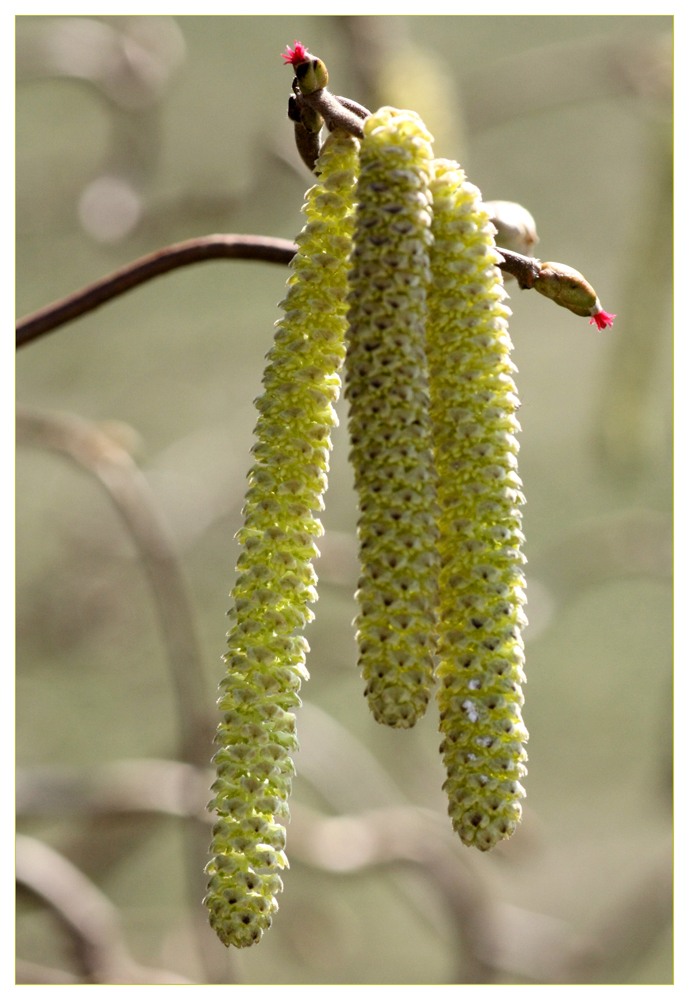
427;158;529;851
345;107;439;729
205;131;358;947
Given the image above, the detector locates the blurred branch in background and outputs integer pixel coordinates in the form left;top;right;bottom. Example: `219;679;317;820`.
15;407;229;983
16;16;186;243
16;406;211;766
12;761;539;984
16;422;671;983
17;748;672;985
16;835;194;984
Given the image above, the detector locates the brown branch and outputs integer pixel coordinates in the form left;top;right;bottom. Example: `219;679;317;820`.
300;89;367;137
15;233;298;347
493;246;543;288
15;233;544;350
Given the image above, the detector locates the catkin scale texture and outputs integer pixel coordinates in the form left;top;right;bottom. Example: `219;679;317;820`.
345;108;439;729
205;132;358;947
427;159;528;851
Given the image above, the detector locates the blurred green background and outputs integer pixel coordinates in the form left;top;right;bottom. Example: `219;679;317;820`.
16;15;672;985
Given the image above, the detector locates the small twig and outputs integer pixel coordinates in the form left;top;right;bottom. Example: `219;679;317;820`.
288;94;325;172
15;233;297;347
333;94;371;120
493;246;543;289
15;234;543;349
288;71;370;170
16;835;194;984
297;88;369;139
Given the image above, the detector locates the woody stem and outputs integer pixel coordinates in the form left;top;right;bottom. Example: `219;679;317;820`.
16;236;543;349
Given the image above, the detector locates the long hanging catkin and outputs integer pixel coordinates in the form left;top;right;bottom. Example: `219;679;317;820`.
205;130;358;947
345;107;439;729
427;159;529;851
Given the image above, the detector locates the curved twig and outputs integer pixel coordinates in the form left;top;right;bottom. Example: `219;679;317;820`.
493;246;543;287
15;234;540;349
298;87;368;138
11;759;567;985
15;234;298;347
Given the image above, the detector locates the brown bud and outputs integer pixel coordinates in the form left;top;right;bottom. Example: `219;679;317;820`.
533;262;598;318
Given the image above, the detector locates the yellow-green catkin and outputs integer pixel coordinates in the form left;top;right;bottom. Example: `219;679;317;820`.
345;108;439;729
205;131;359;947
427;158;528;851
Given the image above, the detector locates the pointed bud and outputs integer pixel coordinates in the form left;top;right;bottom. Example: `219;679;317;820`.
533;261;599;318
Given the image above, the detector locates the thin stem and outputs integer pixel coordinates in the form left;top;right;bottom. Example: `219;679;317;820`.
298;87;369;138
15;234;297;347
15;234;543;349
493;246;543;287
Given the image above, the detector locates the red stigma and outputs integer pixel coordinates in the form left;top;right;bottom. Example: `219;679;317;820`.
282;41;309;66
589;309;616;331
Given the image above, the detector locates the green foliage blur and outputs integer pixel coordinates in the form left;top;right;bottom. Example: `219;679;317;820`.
16;15;672;985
